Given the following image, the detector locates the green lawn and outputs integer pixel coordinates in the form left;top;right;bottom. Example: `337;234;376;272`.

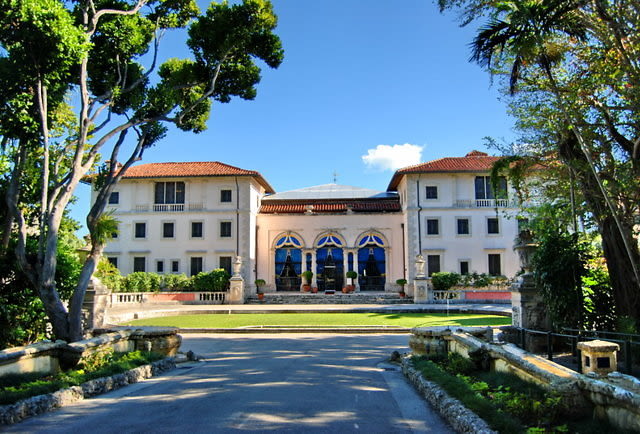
124;313;511;328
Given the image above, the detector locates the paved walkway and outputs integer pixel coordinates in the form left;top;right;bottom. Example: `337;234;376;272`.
106;302;511;324
7;334;454;433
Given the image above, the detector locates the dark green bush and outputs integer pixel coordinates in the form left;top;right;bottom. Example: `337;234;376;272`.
431;272;461;290
122;272;162;292
192;269;230;292
162;273;192;291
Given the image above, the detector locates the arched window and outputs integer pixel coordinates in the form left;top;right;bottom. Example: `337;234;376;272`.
357;232;386;291
274;233;303;291
315;232;344;291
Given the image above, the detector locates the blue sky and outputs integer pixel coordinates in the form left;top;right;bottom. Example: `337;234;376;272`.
72;0;517;232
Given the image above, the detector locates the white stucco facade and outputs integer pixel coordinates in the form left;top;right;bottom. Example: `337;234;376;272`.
93;152;526;299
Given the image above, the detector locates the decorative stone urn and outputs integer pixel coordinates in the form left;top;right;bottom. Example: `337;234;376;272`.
513;230;537;275
232;255;242;278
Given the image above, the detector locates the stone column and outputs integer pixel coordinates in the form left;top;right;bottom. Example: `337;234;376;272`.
311;251;317;287
353;249;360;291
228;255;245;304
413;254;429;304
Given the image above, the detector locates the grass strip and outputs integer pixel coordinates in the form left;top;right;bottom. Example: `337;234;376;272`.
124;312;511;328
0;351;163;406
411;356;524;433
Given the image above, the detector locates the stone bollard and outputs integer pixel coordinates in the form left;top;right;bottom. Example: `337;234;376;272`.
577;340;620;376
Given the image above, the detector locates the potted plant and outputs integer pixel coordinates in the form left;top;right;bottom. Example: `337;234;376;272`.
396;278;407;297
255;279;266;300
345;270;358;292
301;270;313;292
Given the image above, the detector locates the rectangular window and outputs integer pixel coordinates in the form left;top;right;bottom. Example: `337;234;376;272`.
487;217;500;234
488;254;501;276
162;222;175;238
427;255;441;277
517;217;530;233
220;256;232;275
107;257;118;268
108;191;119;204
190;257;203;276
220;189;232;203
171;260;180;273
156;260;165;273
220;221;232;238
111;225;119;239
191;221;203;238
457;218;470;235
425;186;438;199
426;219;439;235
133;257;146;272
460;261;469;275
154;182;185;204
475;176;507;200
134;222;146;239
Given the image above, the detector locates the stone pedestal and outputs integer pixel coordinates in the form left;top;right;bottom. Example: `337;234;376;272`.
578;340;619;376
82;277;111;334
228;277;245;304
414;277;429;304
510;273;549;330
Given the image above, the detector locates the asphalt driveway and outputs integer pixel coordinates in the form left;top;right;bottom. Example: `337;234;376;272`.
6;334;453;433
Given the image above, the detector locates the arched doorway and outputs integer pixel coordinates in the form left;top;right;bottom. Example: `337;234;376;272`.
316;233;344;291
357;232;386;291
274;234;303;291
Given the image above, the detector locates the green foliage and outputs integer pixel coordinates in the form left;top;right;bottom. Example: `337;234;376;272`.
0;224;82;349
79;347;114;372
582;263;616;331
301;270;313;281
412;356;524;433
191;269;230;292
0;351;162;406
94;258;123;292
415;353;570;432
122;272;162;292
346;271;358;279
162;273;191;291
431;272;461;290
396;278;407;286
533;229;587;329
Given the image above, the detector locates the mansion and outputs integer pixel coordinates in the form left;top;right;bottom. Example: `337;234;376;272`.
94;151;526;296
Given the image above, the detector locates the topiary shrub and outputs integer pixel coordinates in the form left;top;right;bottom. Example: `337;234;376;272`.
162;273;192;291
122;272;161;292
431;272;461;291
192;269;230;292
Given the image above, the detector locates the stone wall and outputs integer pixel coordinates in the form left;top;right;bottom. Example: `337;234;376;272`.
409;326;640;432
0;327;181;377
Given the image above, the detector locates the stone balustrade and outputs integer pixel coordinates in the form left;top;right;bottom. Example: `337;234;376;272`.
409;326;640;431
109;291;227;306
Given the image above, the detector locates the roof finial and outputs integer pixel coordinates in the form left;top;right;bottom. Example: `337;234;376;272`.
332;170;338;184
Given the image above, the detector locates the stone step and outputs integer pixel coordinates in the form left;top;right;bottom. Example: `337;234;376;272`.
246;292;413;305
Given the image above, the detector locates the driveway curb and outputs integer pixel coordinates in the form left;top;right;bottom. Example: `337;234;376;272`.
0;358;175;425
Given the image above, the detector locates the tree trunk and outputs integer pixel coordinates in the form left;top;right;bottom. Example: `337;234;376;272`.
68;249;102;342
559;131;640;327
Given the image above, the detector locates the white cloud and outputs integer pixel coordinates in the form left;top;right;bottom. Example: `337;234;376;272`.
362;143;423;171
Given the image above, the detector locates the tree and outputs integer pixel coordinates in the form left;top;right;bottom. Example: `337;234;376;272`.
0;0;283;342
439;0;640;327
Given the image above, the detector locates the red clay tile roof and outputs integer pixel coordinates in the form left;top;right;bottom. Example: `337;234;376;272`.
260;200;401;214
118;161;274;193
387;151;501;191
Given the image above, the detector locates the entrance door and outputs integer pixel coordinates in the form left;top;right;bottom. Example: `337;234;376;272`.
358;247;385;291
316;247;343;291
275;248;301;291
